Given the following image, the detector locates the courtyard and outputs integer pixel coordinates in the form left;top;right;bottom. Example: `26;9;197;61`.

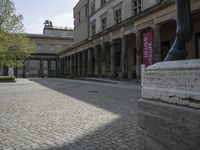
0;78;141;150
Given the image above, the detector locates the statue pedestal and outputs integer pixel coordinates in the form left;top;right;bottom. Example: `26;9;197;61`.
138;59;200;150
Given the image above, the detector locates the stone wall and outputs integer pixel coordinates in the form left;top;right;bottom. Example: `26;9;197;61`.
138;60;200;150
73;0;89;44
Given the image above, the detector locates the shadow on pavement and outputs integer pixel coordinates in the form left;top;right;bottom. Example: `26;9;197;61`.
30;78;141;150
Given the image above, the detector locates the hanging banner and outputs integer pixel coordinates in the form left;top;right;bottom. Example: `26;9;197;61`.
143;31;153;67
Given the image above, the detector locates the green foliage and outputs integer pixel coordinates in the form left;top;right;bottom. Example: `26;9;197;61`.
0;76;15;82
0;32;36;66
0;0;36;67
0;0;24;32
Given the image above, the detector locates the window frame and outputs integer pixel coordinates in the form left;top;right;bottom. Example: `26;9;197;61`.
132;0;142;16
90;20;96;36
101;17;107;31
114;9;122;24
90;1;95;15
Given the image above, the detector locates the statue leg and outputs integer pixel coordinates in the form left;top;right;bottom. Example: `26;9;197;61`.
164;0;193;61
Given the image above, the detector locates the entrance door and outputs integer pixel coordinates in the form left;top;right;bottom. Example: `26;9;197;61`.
161;41;170;61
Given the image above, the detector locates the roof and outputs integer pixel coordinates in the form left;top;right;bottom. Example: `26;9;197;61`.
27;34;74;41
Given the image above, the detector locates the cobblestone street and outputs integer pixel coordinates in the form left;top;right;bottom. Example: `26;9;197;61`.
0;78;141;150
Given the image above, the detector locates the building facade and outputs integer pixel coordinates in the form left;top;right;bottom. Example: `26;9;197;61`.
2;26;74;78
58;0;200;80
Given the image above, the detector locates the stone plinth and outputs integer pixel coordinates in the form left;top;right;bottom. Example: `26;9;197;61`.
138;59;200;150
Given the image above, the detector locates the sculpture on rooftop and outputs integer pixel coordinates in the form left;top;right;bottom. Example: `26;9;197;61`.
164;0;193;61
43;20;53;28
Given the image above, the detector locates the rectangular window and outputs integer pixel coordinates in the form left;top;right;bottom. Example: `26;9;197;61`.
91;21;96;36
114;9;121;24
101;17;107;31
85;3;89;17
37;44;43;52
132;0;141;16
91;2;95;15
101;0;106;7
78;12;81;23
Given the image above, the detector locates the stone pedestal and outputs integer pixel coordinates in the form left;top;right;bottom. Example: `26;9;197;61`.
138;59;200;150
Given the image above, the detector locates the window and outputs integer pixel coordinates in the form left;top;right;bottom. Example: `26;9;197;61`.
37;44;43;52
91;2;95;15
85;3;89;16
114;9;121;24
91;21;96;36
78;12;81;23
132;0;141;16
101;17;107;31
101;0;106;7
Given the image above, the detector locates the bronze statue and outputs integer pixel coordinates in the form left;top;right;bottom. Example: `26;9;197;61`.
43;20;53;28
164;0;193;61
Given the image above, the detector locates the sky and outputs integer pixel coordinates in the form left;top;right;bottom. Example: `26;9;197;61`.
12;0;79;34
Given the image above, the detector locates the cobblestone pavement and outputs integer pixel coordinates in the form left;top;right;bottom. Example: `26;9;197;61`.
0;78;141;150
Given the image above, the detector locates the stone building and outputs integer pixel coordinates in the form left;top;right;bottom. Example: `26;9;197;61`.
59;0;200;79
16;26;74;78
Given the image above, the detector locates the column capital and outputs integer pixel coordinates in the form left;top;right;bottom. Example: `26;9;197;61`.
152;23;161;31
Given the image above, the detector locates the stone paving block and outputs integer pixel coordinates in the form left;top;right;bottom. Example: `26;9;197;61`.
0;78;140;149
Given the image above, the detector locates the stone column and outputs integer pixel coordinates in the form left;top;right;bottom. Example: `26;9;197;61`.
65;57;68;75
62;58;65;75
136;31;142;79
110;41;116;78
82;51;86;76
60;58;63;75
77;52;81;76
48;59;51;77
153;24;161;62
87;48;93;76
72;54;75;76
56;58;60;76
40;59;44;78
101;43;106;77
63;58;65;75
22;62;26;78
121;36;128;79
67;56;70;76
70;55;73;76
74;54;78;76
94;46;99;76
65;57;68;76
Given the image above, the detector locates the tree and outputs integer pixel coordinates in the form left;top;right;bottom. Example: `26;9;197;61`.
0;0;36;68
0;0;24;32
0;32;36;67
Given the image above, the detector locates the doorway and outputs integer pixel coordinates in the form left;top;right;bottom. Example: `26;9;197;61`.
161;41;170;61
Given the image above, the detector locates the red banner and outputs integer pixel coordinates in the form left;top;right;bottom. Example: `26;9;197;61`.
143;31;153;67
